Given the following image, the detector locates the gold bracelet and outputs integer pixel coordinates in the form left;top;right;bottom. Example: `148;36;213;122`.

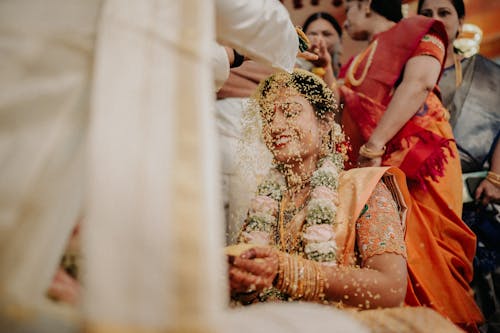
487;171;500;181
274;253;326;302
487;171;500;187
359;143;386;159
311;67;326;77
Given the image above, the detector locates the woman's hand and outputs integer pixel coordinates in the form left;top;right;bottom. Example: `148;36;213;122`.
309;37;331;69
476;178;500;206
297;50;319;61
228;246;279;296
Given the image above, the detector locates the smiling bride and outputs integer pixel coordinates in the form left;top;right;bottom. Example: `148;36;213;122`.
228;69;411;310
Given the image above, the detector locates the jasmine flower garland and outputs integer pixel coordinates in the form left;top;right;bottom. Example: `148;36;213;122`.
239;153;345;266
239;170;284;245
302;155;342;264
306;198;337;225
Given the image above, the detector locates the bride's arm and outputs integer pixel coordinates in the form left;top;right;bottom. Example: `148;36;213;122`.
321;253;407;308
229;247;406;308
323;180;408;308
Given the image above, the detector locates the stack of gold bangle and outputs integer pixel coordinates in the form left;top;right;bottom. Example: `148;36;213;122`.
486;171;500;187
274;252;327;302
359;144;386;159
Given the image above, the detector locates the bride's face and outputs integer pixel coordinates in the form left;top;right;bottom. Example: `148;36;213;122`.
261;88;323;165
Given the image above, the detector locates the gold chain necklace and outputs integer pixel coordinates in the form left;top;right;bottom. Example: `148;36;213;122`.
346;39;378;87
278;187;310;253
278;195;289;252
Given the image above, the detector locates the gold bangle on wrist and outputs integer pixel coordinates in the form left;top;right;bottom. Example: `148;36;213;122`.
311;67;327;77
274;252;326;302
486;171;500;187
359;144;386;159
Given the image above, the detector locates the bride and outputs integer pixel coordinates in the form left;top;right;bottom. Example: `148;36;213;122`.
228;69;410;308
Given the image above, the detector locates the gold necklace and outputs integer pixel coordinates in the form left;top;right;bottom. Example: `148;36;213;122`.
278;188;310;253
278;195;289;252
346;39;378;87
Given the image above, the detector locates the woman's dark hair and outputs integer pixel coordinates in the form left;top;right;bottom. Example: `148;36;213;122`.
303;12;343;38
417;0;465;19
370;0;403;23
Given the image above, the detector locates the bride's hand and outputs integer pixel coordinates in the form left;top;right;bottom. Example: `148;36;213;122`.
228;246;279;295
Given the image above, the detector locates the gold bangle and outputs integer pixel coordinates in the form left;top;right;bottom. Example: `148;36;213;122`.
486;171;500;187
311;67;326;77
359;144;386;159
487;171;500;181
274;253;326;302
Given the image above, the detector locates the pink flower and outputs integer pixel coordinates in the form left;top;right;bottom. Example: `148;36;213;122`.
241;231;270;245
249;195;278;216
303;224;335;243
310;186;339;205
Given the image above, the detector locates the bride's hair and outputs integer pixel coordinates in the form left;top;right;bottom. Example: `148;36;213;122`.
256;69;337;121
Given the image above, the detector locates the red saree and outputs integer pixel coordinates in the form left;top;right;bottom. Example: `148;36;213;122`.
340;16;483;331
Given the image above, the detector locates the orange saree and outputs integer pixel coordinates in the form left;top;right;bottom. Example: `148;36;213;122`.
340;16;483;331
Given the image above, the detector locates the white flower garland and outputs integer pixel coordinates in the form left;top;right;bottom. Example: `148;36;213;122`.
240;169;283;245
240;153;345;265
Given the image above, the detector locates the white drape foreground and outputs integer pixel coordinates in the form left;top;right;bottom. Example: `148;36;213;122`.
0;0;371;332
0;0;100;310
86;0;221;330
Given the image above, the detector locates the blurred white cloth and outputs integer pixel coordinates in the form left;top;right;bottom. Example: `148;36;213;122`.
223;303;369;333
0;0;300;331
215;0;298;73
0;0;101;308
215;97;273;244
213;43;230;91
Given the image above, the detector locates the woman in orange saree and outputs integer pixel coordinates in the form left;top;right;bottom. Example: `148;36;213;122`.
337;0;483;331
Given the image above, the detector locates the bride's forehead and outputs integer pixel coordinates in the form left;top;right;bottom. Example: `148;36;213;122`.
264;86;302;102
